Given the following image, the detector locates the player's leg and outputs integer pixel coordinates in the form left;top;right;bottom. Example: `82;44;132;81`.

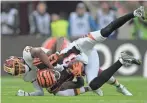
73;6;145;56
17;70;44;96
89;52;141;91
98;69;120;87
107;76;132;96
101;6;145;38
85;49;100;84
55;77;90;96
99;69;132;96
26;70;44;96
29;80;44;96
92;6;145;39
85;49;103;96
59;77;84;90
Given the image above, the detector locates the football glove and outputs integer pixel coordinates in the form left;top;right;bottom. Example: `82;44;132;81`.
16;89;30;96
69;61;84;77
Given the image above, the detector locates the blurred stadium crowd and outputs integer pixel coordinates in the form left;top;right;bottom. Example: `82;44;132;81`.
1;1;147;40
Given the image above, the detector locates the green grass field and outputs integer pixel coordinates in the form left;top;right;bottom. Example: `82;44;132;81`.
1;76;147;103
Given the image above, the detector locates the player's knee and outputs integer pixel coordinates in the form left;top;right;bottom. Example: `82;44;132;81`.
36;90;44;96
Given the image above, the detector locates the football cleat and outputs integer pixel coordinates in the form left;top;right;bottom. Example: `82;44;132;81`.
134;6;147;20
94;88;103;96
117;84;133;96
119;52;141;67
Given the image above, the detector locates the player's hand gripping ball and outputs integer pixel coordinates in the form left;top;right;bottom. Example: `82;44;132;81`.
37;69;57;88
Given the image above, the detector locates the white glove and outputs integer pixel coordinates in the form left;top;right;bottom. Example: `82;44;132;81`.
16;89;30;96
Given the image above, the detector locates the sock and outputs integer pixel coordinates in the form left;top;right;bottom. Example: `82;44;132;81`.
89;60;122;90
107;76;120;87
101;12;134;37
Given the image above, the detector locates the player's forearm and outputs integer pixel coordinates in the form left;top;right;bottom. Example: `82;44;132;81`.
56;37;65;52
36;51;54;69
31;48;54;69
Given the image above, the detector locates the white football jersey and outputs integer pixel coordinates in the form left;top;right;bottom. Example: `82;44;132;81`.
22;46;49;82
57;42;88;69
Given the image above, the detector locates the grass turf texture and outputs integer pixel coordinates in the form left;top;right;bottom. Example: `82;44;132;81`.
1;76;147;103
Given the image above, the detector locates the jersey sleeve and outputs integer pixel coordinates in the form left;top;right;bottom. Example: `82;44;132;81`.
23;46;37;70
23;46;50;61
23;46;33;61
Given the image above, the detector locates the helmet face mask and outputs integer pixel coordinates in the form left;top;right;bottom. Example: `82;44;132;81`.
4;56;25;76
